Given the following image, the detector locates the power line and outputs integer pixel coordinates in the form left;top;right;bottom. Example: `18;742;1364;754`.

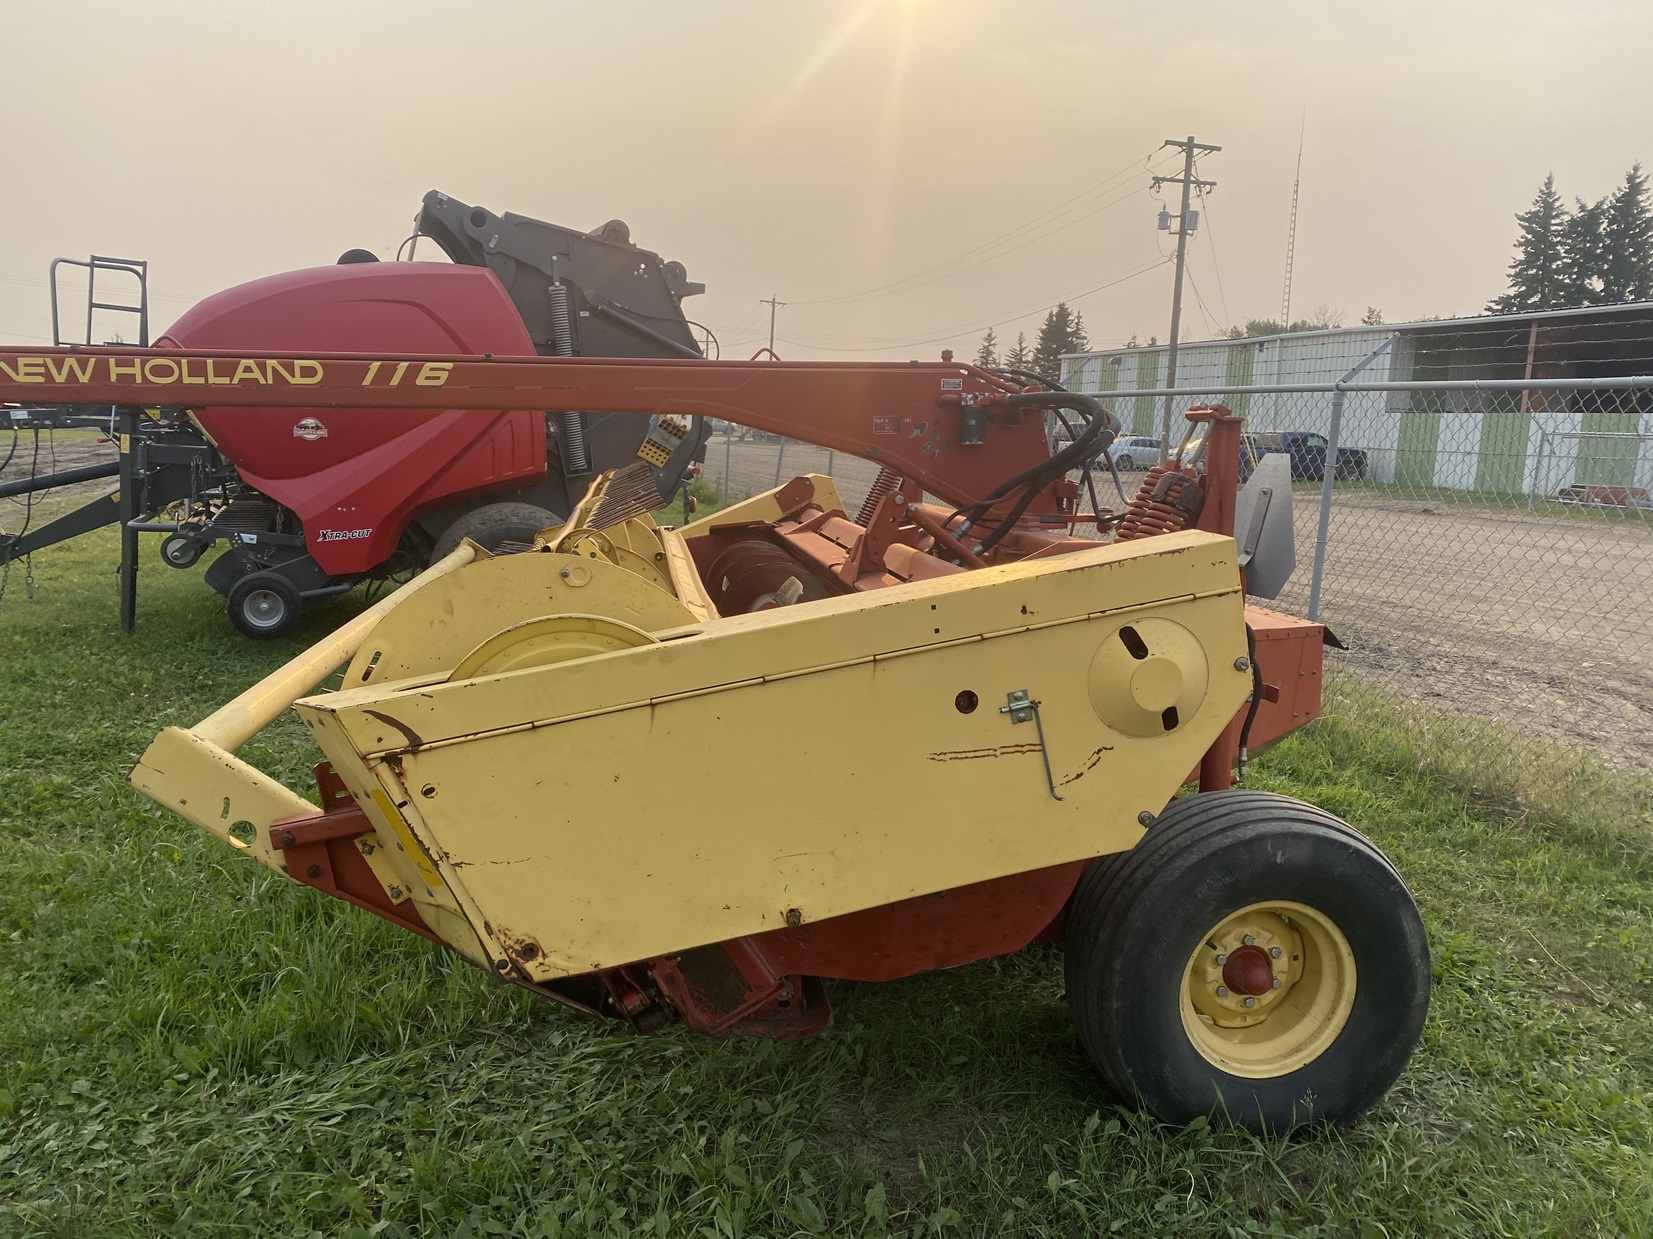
775;256;1172;353
1185;267;1225;339
1194;179;1230;329
0;271;199;306
791;147;1178;307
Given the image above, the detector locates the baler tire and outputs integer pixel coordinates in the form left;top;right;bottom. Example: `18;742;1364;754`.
226;571;303;640
429;503;559;563
1064;791;1430;1133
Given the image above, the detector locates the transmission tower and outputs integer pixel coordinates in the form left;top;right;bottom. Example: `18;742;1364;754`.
1280;122;1304;328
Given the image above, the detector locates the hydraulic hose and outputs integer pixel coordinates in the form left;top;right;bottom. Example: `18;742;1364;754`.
1055;409;1105;520
964;391;1119;555
1237;624;1262;781
966;391;1117;513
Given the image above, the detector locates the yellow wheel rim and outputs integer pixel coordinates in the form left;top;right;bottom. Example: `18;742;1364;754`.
1179;900;1357;1079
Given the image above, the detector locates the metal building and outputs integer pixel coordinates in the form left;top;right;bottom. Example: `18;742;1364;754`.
1061;302;1653;495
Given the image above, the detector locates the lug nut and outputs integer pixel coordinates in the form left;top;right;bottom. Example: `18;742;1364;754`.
1137;811;1155;827
1271;978;1282;989
1243;997;1256;1008
1234;657;1251;671
1270;946;1281;958
1215;954;1228;965
1243;935;1255;945
1215;985;1229;997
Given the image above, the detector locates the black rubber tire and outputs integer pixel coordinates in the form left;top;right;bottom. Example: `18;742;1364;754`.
1116;455;1135;471
1064;790;1430;1133
429;502;558;563
160;534;202;569
226;571;303;640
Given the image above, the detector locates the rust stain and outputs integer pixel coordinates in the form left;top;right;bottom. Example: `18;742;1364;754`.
365;710;424;752
927;743;1042;762
495;924;545;966
1058;745;1115;787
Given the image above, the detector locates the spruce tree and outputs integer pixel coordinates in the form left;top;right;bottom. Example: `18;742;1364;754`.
1557;196;1608;307
1488;174;1568;313
974;327;1000;368
1005;331;1031;370
1601;163;1653;303
1032;303;1085;380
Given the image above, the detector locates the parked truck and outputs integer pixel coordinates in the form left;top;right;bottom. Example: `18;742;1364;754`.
1240;430;1368;481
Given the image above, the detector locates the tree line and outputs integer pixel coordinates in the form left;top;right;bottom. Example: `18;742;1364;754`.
1490;165;1653;312
960;165;1648;370
973;303;1088;381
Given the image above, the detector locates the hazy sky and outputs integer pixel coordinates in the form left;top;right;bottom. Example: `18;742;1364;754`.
3;1;1649;361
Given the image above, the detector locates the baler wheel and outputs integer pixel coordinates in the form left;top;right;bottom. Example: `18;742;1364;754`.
430;502;560;563
160;534;203;569
1064;791;1430;1133
226;571;303;640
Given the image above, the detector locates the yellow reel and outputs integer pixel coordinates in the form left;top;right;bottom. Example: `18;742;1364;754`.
448;614;659;681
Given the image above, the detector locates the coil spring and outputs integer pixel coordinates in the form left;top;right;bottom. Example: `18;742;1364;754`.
547;282;590;473
1115;464;1202;541
857;467;903;526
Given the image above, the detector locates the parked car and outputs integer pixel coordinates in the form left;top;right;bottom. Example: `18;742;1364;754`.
1240;431;1368;481
1100;436;1162;470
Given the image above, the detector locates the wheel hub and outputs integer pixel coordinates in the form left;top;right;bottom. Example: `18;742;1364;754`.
1222;944;1276;996
246;589;285;626
1188;914;1300;1027
1180;901;1358;1078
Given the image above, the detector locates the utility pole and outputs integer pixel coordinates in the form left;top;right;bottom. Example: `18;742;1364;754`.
761;294;785;354
1152;136;1220;460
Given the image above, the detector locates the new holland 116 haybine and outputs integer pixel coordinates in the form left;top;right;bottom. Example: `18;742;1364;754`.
0;341;1430;1132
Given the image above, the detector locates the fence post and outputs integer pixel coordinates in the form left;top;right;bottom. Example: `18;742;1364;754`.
773;438;787;488
1529;427;1545;512
1307;387;1344;622
723;422;732;500
1307;335;1396;623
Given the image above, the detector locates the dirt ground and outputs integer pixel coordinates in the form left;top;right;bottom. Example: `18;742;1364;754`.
1282;491;1653;773
703;438;1653;773
0;429;119;526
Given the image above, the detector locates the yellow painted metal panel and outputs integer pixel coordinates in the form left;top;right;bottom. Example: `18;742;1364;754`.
343;553;695;687
295;530;1249;975
300;727;488;960
128;726;316;872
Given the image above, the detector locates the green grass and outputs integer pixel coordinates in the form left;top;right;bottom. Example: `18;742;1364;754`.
2;527;1651;1237
651;478;728;527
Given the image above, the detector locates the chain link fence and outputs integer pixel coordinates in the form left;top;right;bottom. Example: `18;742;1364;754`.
698;369;1652;825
